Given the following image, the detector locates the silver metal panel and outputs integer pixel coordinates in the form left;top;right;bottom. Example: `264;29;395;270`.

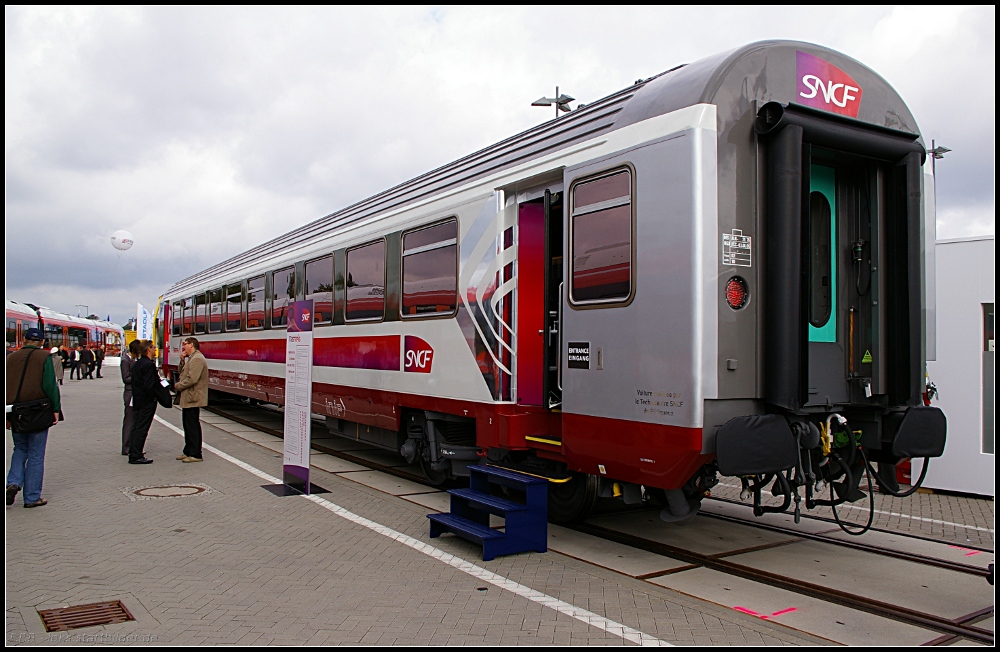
694;122;720;403
562;128;715;429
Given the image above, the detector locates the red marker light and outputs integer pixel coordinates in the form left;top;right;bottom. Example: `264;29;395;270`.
726;277;749;309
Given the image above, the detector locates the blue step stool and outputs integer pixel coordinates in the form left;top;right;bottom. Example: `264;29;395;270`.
428;465;548;561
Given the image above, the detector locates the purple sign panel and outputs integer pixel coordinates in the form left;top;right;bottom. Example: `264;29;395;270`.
283;299;314;494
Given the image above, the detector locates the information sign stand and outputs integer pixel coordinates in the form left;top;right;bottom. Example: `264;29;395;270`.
262;299;327;496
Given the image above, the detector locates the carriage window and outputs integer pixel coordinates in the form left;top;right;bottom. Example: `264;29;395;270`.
809;164;837;344
271;266;295;328
183;298;194;335
67;327;87;349
305;256;334;325
402;220;457;317
44;324;64;348
195;293;208;334
346;240;385;321
247;275;265;330
570;169;633;304
808;191;833;328
225;283;243;332
208;288;223;334
171;302;182;336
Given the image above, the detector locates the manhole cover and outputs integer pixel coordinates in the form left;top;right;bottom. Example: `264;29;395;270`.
135;485;204;497
121;483;215;501
38;600;134;632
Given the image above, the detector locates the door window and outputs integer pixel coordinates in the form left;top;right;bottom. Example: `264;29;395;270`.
809;164;837;343
569;169;633;304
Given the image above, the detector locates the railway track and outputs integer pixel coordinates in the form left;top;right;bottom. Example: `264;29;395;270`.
204;401;995;645
568;519;993;645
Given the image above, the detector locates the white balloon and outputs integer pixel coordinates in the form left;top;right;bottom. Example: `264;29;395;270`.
111;229;134;251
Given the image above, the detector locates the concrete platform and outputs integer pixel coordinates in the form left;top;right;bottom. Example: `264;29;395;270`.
5;376;831;646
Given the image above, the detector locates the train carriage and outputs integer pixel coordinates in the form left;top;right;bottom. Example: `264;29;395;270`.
160;40;947;523
5;300;125;357
5;300;41;352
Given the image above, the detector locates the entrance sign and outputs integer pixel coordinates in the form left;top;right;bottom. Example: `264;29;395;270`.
283;299;314;494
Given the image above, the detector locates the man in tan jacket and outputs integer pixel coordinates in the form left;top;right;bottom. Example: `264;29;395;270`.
174;337;209;462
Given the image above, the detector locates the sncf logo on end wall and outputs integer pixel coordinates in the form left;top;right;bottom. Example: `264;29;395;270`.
404;336;434;373
796;50;863;118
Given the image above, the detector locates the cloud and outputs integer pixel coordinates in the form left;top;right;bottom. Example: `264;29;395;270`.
5;6;994;325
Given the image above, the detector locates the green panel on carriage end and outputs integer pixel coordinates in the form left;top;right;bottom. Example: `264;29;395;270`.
809;164;837;343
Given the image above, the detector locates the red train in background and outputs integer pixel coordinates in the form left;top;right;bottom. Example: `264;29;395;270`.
5;299;125;356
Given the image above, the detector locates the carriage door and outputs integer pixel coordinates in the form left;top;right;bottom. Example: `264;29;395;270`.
514;189;564;408
806;157;877;406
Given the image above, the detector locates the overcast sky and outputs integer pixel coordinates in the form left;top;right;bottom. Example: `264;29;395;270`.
5;6;995;326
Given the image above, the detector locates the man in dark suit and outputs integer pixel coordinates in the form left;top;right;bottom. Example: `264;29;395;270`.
94;345;105;378
79;346;94;380
127;340;171;464
120;339;140;456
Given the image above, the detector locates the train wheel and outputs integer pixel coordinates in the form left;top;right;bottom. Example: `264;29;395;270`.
548;472;599;524
420;458;448;486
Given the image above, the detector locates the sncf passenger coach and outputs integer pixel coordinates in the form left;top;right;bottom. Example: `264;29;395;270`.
160;41;947;524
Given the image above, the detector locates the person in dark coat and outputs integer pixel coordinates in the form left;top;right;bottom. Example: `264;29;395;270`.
79;346;94;380
120;339;141;456
127;340;170;464
94;345;106;378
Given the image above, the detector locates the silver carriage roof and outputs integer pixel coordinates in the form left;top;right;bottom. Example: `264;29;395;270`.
166;39;922;297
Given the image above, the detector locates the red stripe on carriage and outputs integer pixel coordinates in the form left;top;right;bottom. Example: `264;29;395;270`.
314;335;400;371
200;339;286;363
200;335;401;371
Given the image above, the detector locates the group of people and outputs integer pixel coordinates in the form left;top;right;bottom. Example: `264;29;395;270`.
49;344;106;383
6;330;210;509
120;336;209;465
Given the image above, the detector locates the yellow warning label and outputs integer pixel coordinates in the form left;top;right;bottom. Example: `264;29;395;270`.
862;349;873;364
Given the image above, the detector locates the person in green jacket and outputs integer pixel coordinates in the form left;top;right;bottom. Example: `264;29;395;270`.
5;328;61;508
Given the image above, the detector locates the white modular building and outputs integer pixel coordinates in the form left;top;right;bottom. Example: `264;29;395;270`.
917;236;995;497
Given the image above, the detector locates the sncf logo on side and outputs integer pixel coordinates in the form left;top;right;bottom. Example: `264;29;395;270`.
404;336;434;373
796;50;863;118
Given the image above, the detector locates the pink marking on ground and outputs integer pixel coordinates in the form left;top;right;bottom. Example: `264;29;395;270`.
733;606;798;619
949;545;982;556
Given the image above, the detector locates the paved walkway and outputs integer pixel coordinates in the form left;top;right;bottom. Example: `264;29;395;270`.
7;376;835;646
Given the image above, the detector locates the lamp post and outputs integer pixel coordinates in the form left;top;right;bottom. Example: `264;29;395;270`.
927;140;950;241
532;86;575;119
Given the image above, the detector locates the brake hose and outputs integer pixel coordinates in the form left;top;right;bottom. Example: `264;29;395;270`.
831;447;875;536
862;448;930;498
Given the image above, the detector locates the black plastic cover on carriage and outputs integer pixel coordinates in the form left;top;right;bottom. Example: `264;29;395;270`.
888;406;947;458
715;415;798;476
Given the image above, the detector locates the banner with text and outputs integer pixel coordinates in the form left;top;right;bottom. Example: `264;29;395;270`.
136;303;153;339
282;299;314;494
